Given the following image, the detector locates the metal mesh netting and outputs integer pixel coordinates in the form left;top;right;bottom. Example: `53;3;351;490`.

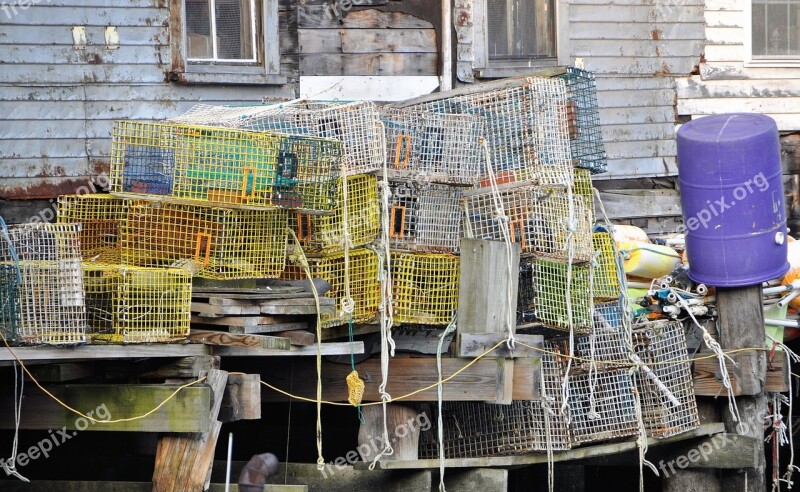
593;231;622;301
121;201;288;280
574;168;594;212
568;369;639;445
379;106;484;185
409;77;573;186
534;258;592;333
392;253;459;325
558;67;607;174
82;265;191;343
110;120;342;212
633;320;700;438
0;221;20;342
517;258;535;324
57;194;126;265
282;247;381;328
170;101;384;176
388;181;464;254
418;351;571;458
8;223;87;345
293;174;380;256
463;183;593;263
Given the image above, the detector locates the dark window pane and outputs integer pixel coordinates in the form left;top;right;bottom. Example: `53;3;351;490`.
215;0;255;60
186;0;213;59
487;0;555;60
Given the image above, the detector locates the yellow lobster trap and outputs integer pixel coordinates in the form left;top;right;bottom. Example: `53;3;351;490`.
83;264;191;343
291;174;380;256
6;223;87;345
57;194;127;265
392;253;459;325
463;183;594;262
283;247;381;328
121;201;288;280
592;230;622;301
110;120;342;212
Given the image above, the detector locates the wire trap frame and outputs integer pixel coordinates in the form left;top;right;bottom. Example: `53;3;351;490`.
567;368;639;445
82;264;191;343
462;182;594;263
592;230;622;301
392;253;459;325
558;67;607;174
57;193;127;265
7;223;87;345
121;200;288;280
387;180;464;254
533;258;593;333
171;101;384;176
110;120;342;212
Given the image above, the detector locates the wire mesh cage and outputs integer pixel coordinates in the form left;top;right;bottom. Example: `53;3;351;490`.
388;181;464;254
558;67;607;174
7;223;87;345
632;320;699;438
121;201;288;280
171;101;384;176
410;77;573;186
534;258;593;333
292;174;380;256
463;183;594;262
0;221;20;343
82;264;192;343
57;194;127;265
379;106;484;186
282;247;381;328
418;351;571;458
593;231;622;301
568;369;639;445
392;253;459;325
110;120;342;212
574;168;594;211
517;258;535;324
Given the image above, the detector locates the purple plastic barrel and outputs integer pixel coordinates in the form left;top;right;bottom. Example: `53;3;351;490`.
677;113;788;287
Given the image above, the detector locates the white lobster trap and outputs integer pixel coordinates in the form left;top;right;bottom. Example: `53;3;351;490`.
387;180;464;254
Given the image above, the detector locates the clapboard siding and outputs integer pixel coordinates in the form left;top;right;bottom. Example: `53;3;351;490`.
0;0;298;199
675;0;800;130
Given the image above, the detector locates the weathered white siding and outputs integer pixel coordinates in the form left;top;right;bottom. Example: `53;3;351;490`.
676;0;800;130
456;0;705;179
0;0;297;200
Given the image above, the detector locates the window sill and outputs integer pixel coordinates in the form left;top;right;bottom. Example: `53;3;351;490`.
474;62;559;79
168;70;288;86
744;59;800;69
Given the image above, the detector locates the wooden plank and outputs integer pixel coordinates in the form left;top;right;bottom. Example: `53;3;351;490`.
140;356;220;379
341;29;437;54
300;75;440;101
457;333;544;358
261;300;335;316
260;356;537;402
362;423;727;470
191;315;295;327
202;292;314;302
0;384;211;433
228;322;310;335
298;6;434;29
192;286;303;295
319;322;381;341
188;329;292;351
0;482;308;491
213;341;364;357
191;302;261;316
0;344;209;363
274;330;316;346
300;53;437;76
27;362;94;382
458;239;521;339
219;374;261;422
597;190;682;219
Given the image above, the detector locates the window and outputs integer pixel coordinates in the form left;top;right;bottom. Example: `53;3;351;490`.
170;0;285;84
747;0;800;65
474;0;562;77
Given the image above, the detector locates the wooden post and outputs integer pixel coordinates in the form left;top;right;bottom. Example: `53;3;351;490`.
662;400;722;492
717;285;768;492
357;404;422;462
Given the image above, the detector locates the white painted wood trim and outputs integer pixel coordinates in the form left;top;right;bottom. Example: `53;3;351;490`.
299;76;441;101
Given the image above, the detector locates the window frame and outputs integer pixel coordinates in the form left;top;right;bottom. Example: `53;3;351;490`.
472;0;567;78
169;0;287;85
744;0;800;67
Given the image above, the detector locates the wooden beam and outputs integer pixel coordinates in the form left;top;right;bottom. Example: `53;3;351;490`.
693;349;788;396
191;315;297;327
457;333;543;359
28;362;95;382
0;384;211;432
260;355;538;402
228;322;309;335
0;344;209;363
139;356;220;379
273;330;316;346
212;341;363;357
188;329;291;350
319;323;381;341
219;374;261;423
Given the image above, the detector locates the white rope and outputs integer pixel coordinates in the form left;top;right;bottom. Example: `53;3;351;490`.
767;334;800;489
369;122;396;469
436;316;458;492
540;362;556;492
6;361;29;482
559;184;578;419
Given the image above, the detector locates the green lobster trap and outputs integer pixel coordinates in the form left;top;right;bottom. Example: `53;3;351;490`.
121;200;288;280
82;264;191;343
533;258;592;333
558;67;607;174
110;120;342;212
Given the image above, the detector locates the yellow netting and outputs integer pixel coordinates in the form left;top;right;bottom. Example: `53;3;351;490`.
593;231;621;301
392;253;459;325
57;194;126;265
83;264;191;343
110;120;342;212
282;247;381;328
121;200;288;280
293;174;379;255
346;370;365;406
574;168;594;211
